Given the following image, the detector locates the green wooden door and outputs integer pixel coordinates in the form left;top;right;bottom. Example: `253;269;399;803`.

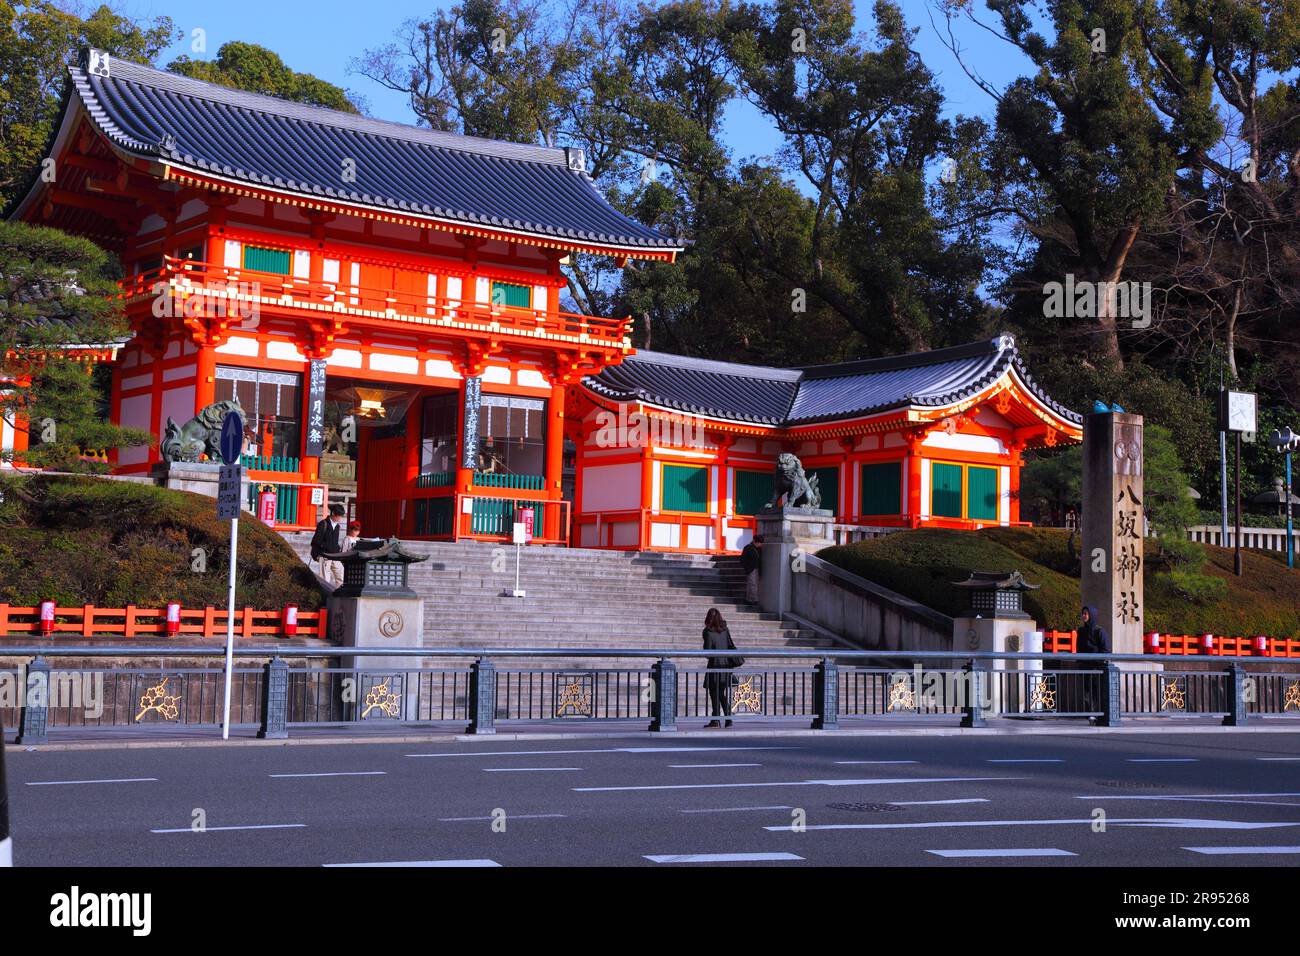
808;466;839;514
931;462;963;518
733;469;773;515
860;461;902;516
662;464;708;513
966;465;999;521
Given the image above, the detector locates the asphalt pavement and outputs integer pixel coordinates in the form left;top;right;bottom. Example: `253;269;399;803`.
5;731;1300;866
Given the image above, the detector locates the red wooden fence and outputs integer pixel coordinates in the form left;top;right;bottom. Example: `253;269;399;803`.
0;604;327;640
1043;629;1300;658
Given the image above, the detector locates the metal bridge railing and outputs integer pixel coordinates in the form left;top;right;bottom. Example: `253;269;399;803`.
1;647;1296;741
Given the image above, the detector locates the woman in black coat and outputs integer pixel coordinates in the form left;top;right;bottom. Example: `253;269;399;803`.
1078;605;1111;716
702;607;743;728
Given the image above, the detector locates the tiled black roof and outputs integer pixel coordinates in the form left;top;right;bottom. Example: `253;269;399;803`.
585;335;1082;427
62;50;680;253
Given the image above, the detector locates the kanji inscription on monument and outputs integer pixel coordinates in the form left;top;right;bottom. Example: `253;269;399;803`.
1081;411;1144;654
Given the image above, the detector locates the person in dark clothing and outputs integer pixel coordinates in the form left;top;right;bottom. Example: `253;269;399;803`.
740;535;763;604
1078;605;1110;718
702;607;744;728
310;504;347;586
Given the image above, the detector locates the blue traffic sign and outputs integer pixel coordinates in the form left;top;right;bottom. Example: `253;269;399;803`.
219;411;244;464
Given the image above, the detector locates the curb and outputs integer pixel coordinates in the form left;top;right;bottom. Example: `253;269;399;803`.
8;720;1300;753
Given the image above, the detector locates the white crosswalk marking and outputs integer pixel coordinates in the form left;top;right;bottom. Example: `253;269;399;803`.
645;852;803;863
928;848;1075;858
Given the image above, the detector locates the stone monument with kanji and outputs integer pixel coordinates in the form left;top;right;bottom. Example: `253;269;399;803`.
1081;410;1144;655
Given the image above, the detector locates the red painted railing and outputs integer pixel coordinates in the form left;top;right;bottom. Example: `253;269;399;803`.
0;604;327;640
1043;629;1300;658
120;257;631;347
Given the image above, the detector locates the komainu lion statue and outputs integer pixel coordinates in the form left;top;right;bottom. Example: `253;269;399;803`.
160;399;245;463
767;452;821;510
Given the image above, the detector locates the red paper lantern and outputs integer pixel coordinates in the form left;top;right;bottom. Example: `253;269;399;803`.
39;600;55;635
1145;632;1161;653
282;604;298;637
166;602;181;636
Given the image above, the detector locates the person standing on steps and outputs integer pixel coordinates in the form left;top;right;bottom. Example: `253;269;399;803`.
740;535;763;605
310;503;347;587
702;607;744;728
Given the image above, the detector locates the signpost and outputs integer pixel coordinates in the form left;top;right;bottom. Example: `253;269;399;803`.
511;520;527;598
1270;427;1299;569
1221;390;1257;576
218;411;244;739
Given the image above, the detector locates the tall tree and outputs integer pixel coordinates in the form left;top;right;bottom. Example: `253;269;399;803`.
169;41;363;113
0;1;175;209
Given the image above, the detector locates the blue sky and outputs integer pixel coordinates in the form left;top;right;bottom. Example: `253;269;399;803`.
116;0;1030;162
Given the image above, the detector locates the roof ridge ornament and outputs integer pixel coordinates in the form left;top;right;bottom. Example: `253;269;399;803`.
994;332;1016;351
565;147;586;173
86;48;111;78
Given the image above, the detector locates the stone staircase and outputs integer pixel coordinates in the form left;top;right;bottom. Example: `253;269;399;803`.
281;535;842;663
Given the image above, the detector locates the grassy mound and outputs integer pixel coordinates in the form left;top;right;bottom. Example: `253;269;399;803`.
0;473;323;610
820;527;1300;636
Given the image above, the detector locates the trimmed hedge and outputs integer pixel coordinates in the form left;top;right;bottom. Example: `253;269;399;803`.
0;474;323;610
820;527;1300;636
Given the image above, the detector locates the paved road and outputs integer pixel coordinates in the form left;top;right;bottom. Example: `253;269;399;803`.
5;732;1300;866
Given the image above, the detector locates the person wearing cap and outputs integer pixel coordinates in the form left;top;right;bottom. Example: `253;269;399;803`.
311;503;348;587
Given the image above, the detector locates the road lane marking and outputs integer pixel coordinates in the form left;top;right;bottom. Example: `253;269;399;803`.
928;848;1075;858
679;806;794;814
645;852;803;863
152;824;306;833
765;817;1300;832
575;775;1024;793
1257;757;1300;761
987;759;1064;764
834;760;918;765
1183;846;1300;855
269;771;388;778
483;767;583;773
438;814;566;822
1126;758;1199;763
1076;791;1300;801
407;746;799;758
669;763;761;769
1075;793;1300;808
890;799;990;806
325;859;501;867
27;778;158;786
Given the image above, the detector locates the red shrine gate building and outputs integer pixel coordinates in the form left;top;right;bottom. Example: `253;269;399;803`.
11;50;1083;554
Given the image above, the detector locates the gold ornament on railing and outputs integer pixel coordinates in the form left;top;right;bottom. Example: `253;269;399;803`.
887;674;916;712
1283;680;1300;713
1160;677;1186;712
361;680;401;719
731;676;763;714
1029;676;1057;712
135;677;181;722
555;678;592;717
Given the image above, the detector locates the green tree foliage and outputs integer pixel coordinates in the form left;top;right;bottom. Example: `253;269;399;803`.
0;1;175;208
0;220;150;469
168;41;362;113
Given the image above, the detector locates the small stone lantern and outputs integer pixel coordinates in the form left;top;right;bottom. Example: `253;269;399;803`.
953;570;1039;620
324;537;428;598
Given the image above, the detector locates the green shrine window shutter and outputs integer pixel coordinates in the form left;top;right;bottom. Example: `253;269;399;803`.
491;281;532;308
931;462;963;518
662;464;708;513
860;461;902;516
242;245;291;275
808;466;839;515
966;465;999;521
733;469;773;516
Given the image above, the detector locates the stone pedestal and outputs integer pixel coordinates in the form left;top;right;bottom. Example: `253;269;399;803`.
952;614;1036;716
755;506;835;617
152;460;249;505
329;593;425;722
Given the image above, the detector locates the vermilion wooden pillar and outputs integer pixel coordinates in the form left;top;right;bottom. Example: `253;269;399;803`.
544;381;565;541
